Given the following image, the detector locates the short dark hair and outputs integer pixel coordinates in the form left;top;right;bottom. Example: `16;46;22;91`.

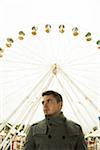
42;90;63;102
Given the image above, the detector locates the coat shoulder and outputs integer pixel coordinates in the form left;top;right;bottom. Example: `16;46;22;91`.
66;120;83;135
32;119;46;127
31;119;47;135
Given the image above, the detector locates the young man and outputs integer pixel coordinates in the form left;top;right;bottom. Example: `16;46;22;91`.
24;90;87;150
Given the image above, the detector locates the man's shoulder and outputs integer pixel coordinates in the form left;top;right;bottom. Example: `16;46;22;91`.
32;119;46;127
66;119;83;135
30;119;47;135
67;119;81;128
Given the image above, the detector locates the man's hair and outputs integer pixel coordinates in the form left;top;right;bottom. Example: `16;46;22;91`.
42;90;63;102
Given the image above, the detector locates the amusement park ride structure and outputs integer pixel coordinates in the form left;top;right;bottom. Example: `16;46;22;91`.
0;24;100;149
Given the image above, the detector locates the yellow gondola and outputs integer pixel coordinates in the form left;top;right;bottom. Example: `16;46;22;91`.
6;38;14;48
45;24;51;33
72;27;79;36
85;32;92;41
96;40;100;49
18;31;25;40
31;26;38;35
59;25;65;33
0;48;4;57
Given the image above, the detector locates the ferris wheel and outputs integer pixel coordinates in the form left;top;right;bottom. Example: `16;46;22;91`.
0;23;100;149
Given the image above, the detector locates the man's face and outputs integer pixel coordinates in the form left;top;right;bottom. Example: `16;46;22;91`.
42;94;62;116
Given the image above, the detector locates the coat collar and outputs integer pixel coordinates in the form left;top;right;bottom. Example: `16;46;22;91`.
45;112;66;125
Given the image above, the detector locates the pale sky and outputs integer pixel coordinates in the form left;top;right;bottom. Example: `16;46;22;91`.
0;0;100;37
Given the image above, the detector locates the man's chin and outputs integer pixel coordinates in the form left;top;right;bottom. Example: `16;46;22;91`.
44;110;50;115
45;112;52;116
45;113;55;117
44;113;50;116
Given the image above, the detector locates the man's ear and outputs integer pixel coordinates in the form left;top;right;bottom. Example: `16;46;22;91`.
60;101;63;108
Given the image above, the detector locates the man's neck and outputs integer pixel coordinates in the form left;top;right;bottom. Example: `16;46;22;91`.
45;111;63;118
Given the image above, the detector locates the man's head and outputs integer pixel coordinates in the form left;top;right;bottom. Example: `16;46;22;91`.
42;90;63;116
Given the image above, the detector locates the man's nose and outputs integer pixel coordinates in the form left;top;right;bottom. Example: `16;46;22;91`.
43;101;48;107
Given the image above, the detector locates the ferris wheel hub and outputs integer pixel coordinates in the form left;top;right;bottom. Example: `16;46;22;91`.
52;63;58;75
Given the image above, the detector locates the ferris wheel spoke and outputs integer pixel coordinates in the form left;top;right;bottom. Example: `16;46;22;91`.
61;49;98;67
1;70;54;147
61;71;97;124
15;39;51;65
65;69;100;97
0;68;52;131
56;76;89;133
61;69;100;114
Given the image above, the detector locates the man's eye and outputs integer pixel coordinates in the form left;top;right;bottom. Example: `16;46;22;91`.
42;101;44;105
48;99;53;103
48;100;50;103
47;99;51;103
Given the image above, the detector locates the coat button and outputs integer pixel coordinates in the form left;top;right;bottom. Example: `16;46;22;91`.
48;134;52;139
62;136;66;140
49;123;52;126
63;118;66;122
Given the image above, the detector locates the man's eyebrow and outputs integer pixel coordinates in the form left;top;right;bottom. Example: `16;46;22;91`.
42;98;53;103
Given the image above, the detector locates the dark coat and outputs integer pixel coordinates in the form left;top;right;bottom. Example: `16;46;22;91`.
24;113;87;150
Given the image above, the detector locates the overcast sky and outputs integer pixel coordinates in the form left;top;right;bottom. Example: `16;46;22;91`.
0;0;100;39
